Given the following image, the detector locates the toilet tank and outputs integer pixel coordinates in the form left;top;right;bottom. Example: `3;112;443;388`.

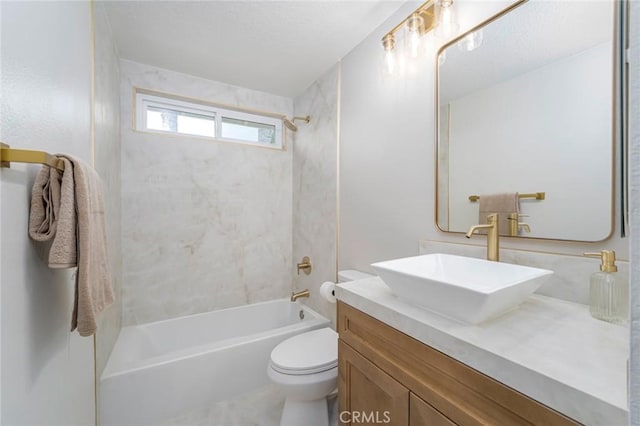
338;270;373;283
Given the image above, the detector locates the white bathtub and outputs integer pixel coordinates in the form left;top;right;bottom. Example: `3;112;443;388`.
100;299;330;425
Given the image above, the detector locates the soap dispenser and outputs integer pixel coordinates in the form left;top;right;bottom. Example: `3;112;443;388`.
584;250;628;325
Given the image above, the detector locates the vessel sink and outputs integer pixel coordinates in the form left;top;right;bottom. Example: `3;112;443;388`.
371;254;553;324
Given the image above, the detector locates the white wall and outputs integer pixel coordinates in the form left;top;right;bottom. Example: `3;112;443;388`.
120;60;294;325
629;0;639;423
93;2;122;379
292;64;339;324
339;0;628;280
0;2;95;424
447;43;612;241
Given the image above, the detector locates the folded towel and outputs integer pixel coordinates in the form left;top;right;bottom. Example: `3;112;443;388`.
29;155;114;336
478;193;520;236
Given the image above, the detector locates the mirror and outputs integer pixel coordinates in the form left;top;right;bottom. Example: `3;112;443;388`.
436;0;616;242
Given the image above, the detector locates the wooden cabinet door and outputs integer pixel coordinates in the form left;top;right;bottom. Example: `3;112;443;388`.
410;393;456;426
339;340;409;425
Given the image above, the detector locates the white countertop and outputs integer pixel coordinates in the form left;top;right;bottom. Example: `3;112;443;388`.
336;277;629;426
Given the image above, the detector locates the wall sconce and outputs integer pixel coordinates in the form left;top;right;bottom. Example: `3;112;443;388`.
434;0;459;39
406;13;425;59
381;0;458;75
382;33;396;75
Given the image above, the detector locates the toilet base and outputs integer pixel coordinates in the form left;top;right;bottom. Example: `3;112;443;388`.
280;397;329;426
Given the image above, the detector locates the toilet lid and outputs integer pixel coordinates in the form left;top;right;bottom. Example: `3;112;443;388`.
270;328;338;375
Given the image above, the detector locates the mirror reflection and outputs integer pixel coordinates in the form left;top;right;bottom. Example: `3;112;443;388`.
436;0;615;242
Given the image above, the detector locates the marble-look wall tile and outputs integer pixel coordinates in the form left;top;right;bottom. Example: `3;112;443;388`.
420;240;629;305
292;65;339;325
94;3;122;377
120;60;293;325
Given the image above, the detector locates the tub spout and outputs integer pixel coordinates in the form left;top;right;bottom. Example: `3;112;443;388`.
290;289;310;302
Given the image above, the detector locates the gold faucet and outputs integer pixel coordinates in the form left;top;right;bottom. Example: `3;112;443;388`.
507;212;531;236
466;213;500;261
290;289;310;302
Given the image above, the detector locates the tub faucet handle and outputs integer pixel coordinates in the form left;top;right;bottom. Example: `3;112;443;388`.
297;256;312;275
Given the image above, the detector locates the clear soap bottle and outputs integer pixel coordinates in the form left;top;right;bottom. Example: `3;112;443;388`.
584;250;628;325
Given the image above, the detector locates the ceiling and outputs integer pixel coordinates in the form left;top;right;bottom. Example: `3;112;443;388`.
103;1;405;98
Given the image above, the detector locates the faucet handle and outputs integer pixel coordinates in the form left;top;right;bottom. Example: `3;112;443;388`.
506;213;529;221
519;223;531;233
297;256;312;275
485;213;498;223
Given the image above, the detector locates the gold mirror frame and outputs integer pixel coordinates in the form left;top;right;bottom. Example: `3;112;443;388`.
434;0;620;243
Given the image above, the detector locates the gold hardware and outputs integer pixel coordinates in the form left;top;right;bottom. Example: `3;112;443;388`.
466;213;499;261
382;33;395;51
584;250;618;273
381;1;436;52
507;212;531;236
297;256;312;275
0;143;65;171
468;192;545;202
290;289;310;302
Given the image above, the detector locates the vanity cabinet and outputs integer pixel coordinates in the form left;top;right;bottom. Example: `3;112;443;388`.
337;302;578;426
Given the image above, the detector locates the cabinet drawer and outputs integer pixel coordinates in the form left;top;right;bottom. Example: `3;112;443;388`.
337;301;577;425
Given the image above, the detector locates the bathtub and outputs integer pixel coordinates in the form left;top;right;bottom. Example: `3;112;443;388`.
100;299;330;425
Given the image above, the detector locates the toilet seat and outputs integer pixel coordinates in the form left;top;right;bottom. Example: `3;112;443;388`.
270;328;338;375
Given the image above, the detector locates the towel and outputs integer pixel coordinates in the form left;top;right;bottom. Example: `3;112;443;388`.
478;193;519;236
29;155;114;336
29;160;77;267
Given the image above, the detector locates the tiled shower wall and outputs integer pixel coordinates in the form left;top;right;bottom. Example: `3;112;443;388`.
120;60;294;325
292;65;339;324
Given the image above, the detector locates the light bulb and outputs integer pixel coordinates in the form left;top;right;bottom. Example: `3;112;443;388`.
435;0;459;39
458;30;483;52
406;13;424;59
381;33;396;75
384;49;396;75
409;32;421;59
438;50;447;66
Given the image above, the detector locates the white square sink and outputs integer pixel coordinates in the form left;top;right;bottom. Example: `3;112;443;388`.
371;254;553;324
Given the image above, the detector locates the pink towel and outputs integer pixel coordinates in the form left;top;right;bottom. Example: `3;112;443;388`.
29;155;114;336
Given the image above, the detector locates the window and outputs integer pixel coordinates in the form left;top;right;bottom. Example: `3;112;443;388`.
136;91;284;149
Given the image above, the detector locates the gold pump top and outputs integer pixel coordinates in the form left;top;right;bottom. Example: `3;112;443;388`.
584;250;618;273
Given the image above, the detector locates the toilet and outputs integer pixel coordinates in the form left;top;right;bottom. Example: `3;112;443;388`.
268;270;373;426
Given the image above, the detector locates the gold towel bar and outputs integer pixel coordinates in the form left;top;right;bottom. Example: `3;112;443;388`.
468;192;545;202
0;143;65;171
